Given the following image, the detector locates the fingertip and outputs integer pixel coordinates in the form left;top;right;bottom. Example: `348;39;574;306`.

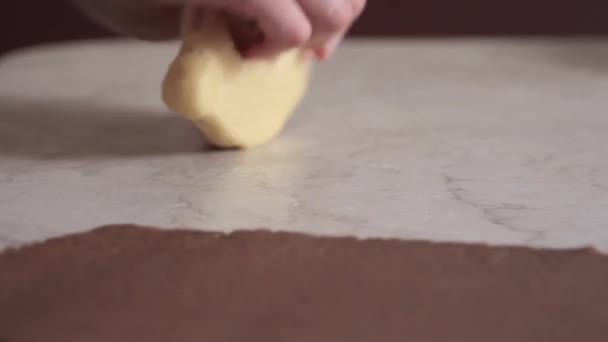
260;19;312;53
314;48;326;60
304;50;317;61
243;0;312;58
242;45;318;61
239;27;311;60
313;34;342;61
240;43;280;59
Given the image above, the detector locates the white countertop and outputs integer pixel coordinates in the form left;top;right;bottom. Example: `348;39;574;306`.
1;38;607;250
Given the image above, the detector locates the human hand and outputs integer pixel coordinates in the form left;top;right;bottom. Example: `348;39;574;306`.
72;0;366;59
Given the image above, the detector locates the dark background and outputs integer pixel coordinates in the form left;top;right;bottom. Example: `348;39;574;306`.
2;1;608;54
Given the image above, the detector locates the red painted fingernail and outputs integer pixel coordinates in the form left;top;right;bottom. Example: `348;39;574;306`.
314;48;326;60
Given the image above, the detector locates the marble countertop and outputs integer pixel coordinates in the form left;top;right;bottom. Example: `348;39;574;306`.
1;38;607;251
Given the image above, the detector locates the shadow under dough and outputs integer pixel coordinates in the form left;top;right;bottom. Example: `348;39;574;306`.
0;97;208;159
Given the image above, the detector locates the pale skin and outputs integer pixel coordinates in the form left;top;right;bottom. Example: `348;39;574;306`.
72;0;367;59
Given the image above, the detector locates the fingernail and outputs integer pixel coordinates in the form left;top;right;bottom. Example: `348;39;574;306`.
314;48;326;60
323;40;340;59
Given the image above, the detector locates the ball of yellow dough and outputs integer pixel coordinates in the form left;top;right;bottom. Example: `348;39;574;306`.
162;13;311;149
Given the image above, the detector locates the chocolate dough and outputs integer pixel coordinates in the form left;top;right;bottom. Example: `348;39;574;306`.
1;225;607;341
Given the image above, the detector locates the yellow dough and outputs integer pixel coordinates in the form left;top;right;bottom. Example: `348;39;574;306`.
162;11;311;148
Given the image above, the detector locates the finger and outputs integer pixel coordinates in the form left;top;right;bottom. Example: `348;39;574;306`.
240;0;312;58
314;29;345;60
222;14;264;55
297;0;364;50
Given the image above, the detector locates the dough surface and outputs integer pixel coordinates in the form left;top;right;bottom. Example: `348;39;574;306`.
162;12;311;148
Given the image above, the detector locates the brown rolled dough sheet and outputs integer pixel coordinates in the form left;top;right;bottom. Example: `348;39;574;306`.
0;225;607;341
